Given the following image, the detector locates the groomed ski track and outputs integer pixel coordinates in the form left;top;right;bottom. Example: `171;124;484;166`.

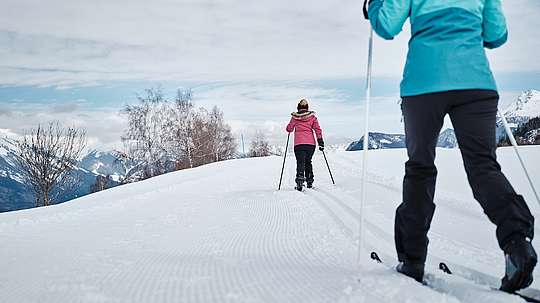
1;147;539;302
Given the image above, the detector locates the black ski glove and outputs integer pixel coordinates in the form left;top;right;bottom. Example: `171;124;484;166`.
317;137;325;151
363;0;376;20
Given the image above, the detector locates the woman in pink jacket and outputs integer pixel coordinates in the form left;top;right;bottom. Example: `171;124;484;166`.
286;99;324;191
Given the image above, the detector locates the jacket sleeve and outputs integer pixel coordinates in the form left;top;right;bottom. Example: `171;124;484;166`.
368;0;410;40
312;117;323;139
482;0;508;49
286;117;295;133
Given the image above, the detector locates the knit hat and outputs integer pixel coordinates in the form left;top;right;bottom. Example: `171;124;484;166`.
297;99;309;111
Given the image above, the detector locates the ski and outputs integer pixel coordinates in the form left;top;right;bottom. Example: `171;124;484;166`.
437;261;540;303
370;251;540;303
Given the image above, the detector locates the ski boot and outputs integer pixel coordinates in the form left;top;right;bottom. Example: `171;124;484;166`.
306;172;314;189
396;262;424;283
295;176;305;191
500;236;537;293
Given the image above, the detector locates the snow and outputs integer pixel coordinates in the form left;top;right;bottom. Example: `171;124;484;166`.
502;90;540;118
1;146;540;302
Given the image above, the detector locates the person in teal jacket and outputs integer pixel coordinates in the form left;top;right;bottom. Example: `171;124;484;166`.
365;0;536;292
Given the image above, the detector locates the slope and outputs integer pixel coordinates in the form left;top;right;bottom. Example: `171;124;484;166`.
1;147;539;302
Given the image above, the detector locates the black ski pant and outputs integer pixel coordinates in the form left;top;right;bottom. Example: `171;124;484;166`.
396;89;534;265
294;144;315;180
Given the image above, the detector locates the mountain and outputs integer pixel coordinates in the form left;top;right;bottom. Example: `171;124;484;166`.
78;149;123;182
0;137;32;212
0;138;124;213
346;129;459;151
499;116;540;146
346;132;406;151
437;128;459;149
497;90;540;139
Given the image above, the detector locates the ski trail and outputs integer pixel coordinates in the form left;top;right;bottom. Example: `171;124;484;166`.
0;171;360;302
304;173;524;303
319;152;506;273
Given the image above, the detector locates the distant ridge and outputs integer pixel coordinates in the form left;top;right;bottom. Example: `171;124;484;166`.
346;128;458;151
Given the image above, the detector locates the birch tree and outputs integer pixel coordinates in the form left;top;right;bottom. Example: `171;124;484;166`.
248;130;270;157
114;86;172;182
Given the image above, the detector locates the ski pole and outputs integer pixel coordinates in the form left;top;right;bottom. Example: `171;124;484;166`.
358;26;374;282
498;108;540;206
322;150;336;187
278;132;291;190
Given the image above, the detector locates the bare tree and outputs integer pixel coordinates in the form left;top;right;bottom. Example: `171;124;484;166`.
166;91;236;168
206;105;237;162
114;86;172;182
16;121;87;207
90;175;115;193
166;89;203;169
248;130;270;157
115;86;238;180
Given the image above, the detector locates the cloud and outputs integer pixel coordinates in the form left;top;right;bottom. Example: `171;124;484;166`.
49;101;80;113
0;0;369;87
1;0;537;88
0;105;12;116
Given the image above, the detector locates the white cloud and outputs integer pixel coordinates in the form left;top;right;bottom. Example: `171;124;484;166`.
49;101;80;113
1;0;535;88
0;105;12;116
0;0;369;87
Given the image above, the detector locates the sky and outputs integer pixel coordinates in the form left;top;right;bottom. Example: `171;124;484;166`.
1;0;539;151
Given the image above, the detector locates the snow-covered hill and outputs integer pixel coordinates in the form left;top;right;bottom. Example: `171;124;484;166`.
1;146;539;302
497;90;540;139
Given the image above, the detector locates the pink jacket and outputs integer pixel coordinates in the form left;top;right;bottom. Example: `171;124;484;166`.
286;110;323;146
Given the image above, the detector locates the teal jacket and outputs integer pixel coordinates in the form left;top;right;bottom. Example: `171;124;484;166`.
368;0;508;97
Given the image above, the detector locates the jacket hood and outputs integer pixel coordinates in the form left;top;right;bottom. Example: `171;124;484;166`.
291;110;315;120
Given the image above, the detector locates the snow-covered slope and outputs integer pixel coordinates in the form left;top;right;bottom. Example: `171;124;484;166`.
1;147;539;302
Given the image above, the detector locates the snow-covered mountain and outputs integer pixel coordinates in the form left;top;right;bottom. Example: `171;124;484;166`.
1;147;539;302
0;137;31;212
346;129;459;151
437;128;459;149
0;138;124;212
497;90;540;139
346;132;406;151
78;149;123;182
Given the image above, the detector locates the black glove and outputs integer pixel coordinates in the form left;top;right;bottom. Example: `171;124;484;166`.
317;138;325;151
363;0;376;20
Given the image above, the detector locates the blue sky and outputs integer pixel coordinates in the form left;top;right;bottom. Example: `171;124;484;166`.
1;0;539;150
